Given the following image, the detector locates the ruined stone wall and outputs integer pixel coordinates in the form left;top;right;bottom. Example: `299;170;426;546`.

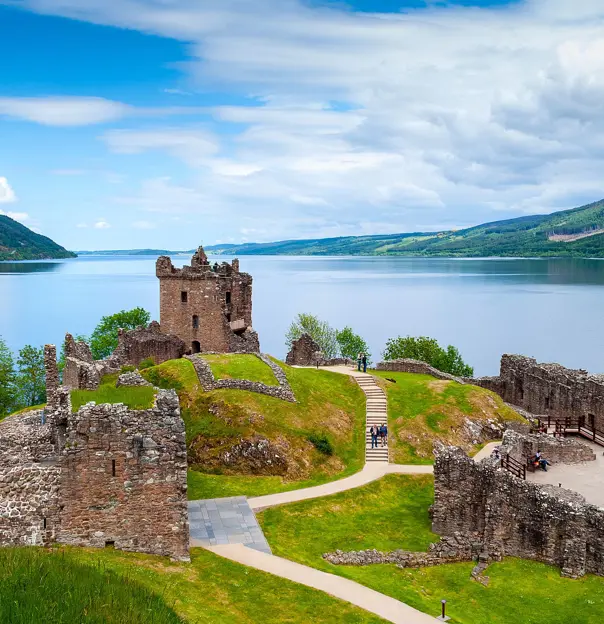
285;334;321;366
472;355;604;429
432;445;604;578
63;333;100;390
101;322;186;374
156;248;258;354
186;353;296;402
56;390;189;560
0;411;61;547
501;429;596;465
375;359;465;383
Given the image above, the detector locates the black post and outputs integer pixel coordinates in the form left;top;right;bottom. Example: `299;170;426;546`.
441;600;447;619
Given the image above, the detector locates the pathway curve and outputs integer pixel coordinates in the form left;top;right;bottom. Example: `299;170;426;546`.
206;543;438;624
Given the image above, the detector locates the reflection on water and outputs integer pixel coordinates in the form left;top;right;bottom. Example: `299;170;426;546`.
0;255;603;376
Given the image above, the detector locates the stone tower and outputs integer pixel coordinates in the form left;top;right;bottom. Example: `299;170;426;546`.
156;247;260;354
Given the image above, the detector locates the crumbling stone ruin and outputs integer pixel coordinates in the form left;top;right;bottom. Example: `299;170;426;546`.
186;353;296;402
473;354;604;429
116;371;154;388
63;333;100;391
101;321;186;374
0;345;189;561
286;334;322;366
156;247;260;355
432;444;604;578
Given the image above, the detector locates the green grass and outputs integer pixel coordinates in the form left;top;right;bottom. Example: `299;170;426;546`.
259;474;604;624
371;371;523;464
58;547;387;624
202;353;278;385
0;547;181;624
70;374;156;412
143;358;366;500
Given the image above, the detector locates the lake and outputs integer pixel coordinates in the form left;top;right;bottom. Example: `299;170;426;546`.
1;255;603;376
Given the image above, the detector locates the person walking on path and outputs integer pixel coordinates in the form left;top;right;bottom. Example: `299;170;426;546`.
357;352;362;372
370;424;379;449
379;423;388;447
362;353;367;373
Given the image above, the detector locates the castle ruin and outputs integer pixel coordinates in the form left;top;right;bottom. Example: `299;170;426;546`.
156;247;259;355
0;345;189;560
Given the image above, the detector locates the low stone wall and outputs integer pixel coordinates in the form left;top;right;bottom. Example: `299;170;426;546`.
116;371;154;388
501;428;596;465
324;534;481;569
375;359;465;383
432;444;604;578
185;353;296;403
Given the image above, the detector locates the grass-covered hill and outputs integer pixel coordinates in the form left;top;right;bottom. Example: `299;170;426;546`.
0;214;75;261
373;371;523;464
140;356;367;499
206;198;604;258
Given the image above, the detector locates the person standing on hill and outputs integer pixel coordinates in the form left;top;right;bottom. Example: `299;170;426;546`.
357;352;362;372
380;423;388;447
370;424;379;449
362;353;367;373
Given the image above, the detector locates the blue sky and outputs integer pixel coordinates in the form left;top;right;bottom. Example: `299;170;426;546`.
1;0;604;250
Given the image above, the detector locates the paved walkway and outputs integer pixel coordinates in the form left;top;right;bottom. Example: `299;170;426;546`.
206;543;438;624
249;463;433;511
189;496;271;553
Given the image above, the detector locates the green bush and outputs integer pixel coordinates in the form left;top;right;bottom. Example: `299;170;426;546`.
0;547;181;624
307;433;334;456
138;357;155;370
120;365;136;373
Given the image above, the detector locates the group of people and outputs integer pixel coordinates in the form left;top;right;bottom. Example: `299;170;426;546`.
531;450;551;472
369;423;388;448
357;352;368;373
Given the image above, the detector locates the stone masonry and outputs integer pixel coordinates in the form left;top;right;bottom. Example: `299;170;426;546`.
100;321;186;374
472;354;604;430
63;333;100;390
0;345;189;561
375;358;464;382
157;247;260;355
286;333;322;366
186;353;296;402
432;444;604;578
501;428;596;465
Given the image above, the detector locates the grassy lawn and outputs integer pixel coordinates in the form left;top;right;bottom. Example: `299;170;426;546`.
202;354;278;385
371;371;523;464
43;546;386;624
71;374;156;412
143;359;366;500
259;474;604;624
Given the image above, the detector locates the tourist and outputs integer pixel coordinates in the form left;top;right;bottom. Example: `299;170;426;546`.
370;424;379;449
380;423;388;447
357;352;362;372
362;353;367;373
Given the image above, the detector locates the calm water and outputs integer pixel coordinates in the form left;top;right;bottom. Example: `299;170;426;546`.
1;255;603;376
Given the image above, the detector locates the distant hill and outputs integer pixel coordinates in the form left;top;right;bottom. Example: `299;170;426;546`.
0;215;76;261
76;249;180;256
205;199;604;258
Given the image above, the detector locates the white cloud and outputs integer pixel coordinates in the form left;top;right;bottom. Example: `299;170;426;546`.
9;0;604;239
0;177;17;203
0;97;130;126
94;220;111;229
132;220;156;229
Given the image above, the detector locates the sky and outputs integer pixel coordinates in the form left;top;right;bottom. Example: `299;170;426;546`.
1;0;604;251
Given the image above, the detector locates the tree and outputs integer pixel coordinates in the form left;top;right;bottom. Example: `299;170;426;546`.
89;307;151;360
0;336;17;417
335;327;371;363
16;345;46;407
285;313;338;359
382;335;474;377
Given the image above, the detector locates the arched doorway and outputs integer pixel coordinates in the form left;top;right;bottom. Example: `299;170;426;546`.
192;341;201;354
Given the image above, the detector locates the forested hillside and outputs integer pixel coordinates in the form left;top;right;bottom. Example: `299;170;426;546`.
0;215;75;261
207;199;604;258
